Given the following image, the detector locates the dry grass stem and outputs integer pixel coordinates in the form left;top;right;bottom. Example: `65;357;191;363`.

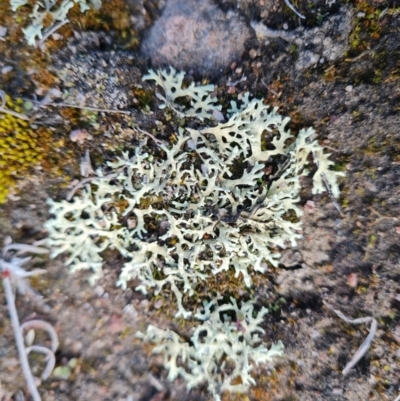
323;300;378;375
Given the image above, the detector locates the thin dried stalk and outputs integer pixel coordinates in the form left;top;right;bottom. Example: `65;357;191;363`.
0;90;30;121
323;300;377;375
283;0;305;19
2;273;41;401
25;346;56;380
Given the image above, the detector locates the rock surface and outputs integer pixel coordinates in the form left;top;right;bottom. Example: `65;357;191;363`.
141;0;253;77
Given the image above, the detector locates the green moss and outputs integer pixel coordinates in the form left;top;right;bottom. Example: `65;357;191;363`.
331;161;347;172
289;43;299;61
346;0;383;57
367;234;377;249
132;87;154;109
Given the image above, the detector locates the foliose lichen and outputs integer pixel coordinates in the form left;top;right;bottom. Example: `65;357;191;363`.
137;297;284;401
10;0;102;46
143;67;222;120
44;68;344;317
42;68;345;400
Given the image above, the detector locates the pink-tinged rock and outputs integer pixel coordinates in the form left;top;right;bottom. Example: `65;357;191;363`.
141;0;252;77
70;129;88;144
347;273;358;288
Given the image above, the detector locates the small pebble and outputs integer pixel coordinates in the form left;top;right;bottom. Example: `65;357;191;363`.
95;286;104;297
347;273;358;288
123;304;138;319
345;85;353;92
51;33;62;41
70;129;88;143
71;341;83;354
311;329;320;339
139;299;149;310
304;200;315;212
1;66;13;74
154;300;163;309
249;49;258;59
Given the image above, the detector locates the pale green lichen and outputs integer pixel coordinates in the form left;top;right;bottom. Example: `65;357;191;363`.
10;0;102;46
43;68;345;400
137;297;284;401
44;69;344;318
143;67;222;120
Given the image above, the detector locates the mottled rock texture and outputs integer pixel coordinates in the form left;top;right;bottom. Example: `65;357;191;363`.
141;0;253;77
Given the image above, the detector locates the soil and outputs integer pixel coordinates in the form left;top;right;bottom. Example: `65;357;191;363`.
0;1;399;401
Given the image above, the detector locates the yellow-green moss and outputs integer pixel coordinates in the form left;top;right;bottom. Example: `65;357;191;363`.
0;94;52;203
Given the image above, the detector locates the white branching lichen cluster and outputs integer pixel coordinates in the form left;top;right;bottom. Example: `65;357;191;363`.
10;0;102;46
44;68;344;399
45;68;344;317
143;67;222;121
137;297;284;401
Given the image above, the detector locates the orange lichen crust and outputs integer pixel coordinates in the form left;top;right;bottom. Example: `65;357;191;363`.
0;95;52;203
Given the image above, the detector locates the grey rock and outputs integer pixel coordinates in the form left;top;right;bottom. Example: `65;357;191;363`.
141;0;252;77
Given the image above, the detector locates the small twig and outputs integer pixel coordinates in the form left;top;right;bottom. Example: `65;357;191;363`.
37;19;69;47
227;76;247;87
321;172;343;215
80;149;95;178
147;373;165;392
135;127;167;146
2;243;49;258
66;173;118;201
369;207;398;226
311;152;343;215
2;272;41;401
43;101;131;115
0;90;30;121
345;50;373;63
0;107;30;121
323;300;378;375
321;145;340;153
283;0;306;19
269;158;291;180
261;79;279;96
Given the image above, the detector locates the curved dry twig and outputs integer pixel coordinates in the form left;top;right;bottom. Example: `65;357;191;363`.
66;172;119;201
25;345;56;381
283;0;305;19
0;90;30;121
2;243;49;258
1;238;55;401
323;300;378;375
21;320;59;353
2;275;41;401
